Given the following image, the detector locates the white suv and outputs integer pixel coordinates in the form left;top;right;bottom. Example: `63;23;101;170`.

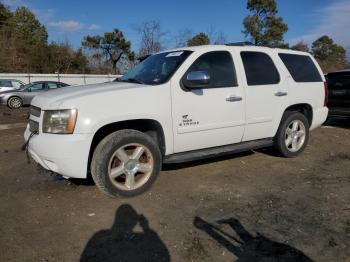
24;44;328;197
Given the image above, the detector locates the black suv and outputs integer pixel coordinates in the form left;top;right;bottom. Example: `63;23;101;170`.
325;70;350;116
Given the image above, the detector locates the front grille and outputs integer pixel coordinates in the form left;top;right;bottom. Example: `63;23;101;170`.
29;120;39;133
30;106;41;117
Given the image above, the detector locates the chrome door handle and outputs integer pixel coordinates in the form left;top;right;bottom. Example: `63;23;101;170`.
226;95;242;102
275;91;288;97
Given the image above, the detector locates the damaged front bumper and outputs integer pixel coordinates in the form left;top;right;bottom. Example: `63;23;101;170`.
24;126;93;179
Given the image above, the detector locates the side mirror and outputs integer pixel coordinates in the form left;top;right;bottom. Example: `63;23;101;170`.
184;71;210;89
27;88;31;92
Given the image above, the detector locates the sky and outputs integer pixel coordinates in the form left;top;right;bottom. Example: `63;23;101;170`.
2;0;350;54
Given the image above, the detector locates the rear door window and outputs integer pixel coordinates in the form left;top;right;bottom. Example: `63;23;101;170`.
0;80;12;87
279;53;322;82
241;51;280;86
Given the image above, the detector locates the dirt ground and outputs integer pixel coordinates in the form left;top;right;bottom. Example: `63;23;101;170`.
0;106;349;262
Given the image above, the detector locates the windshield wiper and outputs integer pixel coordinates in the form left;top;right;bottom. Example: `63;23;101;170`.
120;78;145;84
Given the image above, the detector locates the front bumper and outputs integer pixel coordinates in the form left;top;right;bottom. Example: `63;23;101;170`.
0;97;7;105
24;127;93;178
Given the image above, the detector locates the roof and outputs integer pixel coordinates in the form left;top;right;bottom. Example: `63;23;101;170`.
31;81;65;83
326;69;350;76
332;69;350;73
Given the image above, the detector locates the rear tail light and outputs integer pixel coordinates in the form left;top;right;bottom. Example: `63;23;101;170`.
324;81;329;107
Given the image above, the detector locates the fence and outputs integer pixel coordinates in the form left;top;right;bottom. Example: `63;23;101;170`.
0;73;122;86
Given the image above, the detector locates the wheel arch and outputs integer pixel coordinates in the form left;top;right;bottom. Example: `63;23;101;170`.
87;119;166;175
283;103;313;126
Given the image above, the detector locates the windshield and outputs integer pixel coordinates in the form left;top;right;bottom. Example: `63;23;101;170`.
118;51;192;85
11;81;24;89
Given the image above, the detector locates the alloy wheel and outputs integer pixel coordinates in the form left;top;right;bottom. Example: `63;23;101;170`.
285;120;306;152
108;143;154;191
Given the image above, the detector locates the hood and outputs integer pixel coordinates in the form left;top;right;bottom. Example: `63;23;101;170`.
31;81;148;108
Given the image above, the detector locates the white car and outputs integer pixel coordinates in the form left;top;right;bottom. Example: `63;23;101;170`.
0;79;25;92
24;44;328;197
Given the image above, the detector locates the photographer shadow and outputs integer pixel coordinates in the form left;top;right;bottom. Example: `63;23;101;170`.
194;216;313;262
80;204;170;262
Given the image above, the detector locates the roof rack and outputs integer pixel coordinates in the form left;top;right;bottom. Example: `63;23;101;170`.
226;42;254;46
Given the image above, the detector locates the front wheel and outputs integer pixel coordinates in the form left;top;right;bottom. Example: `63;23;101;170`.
8;97;22;109
91;129;162;198
274;112;309;157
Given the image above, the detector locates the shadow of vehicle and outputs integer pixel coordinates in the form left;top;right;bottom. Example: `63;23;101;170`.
324;115;350;129
80;204;170;262
194;216;313;262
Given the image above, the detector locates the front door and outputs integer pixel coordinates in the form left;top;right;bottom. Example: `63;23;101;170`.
171;50;245;153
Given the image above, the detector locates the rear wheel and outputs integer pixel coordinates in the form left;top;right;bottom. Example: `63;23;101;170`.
8;97;22;109
274;112;309;157
91;129;162;198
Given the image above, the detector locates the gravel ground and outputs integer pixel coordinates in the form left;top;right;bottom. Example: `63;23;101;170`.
0;106;349;261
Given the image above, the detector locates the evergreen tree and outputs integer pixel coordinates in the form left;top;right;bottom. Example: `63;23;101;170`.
82;29;134;73
243;0;288;47
187;33;210;46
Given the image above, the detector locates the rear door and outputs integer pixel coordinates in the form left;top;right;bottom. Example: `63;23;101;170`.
238;50;289;141
171;49;245;152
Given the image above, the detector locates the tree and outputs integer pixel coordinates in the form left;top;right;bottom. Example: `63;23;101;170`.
214;31;227;45
174;28;193;47
187;33;210;47
0;3;13;72
205;26;227;45
46;42;90;74
243;0;288;47
0;3;12;27
70;48;90;74
8;7;48;72
0;4;91;74
136;20;166;56
291;42;309;52
82;29;134;73
311;35;347;72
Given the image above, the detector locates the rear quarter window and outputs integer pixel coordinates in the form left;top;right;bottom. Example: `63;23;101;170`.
0;80;12;87
279;53;322;82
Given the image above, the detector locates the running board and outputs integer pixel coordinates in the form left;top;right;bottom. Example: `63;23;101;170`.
163;138;274;164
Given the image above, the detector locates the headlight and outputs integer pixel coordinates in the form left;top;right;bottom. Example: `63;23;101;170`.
43;109;78;134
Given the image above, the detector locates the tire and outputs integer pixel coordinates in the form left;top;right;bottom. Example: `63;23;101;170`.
7;96;23;109
91;129;162;198
274;111;309;158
